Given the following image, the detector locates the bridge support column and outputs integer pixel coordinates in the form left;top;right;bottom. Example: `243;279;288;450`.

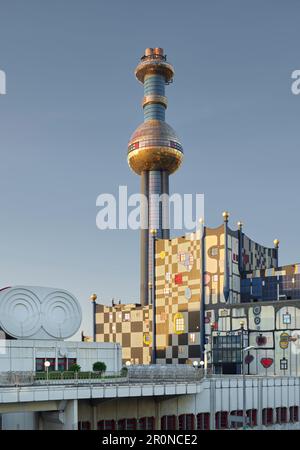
92;405;97;430
154;400;161;430
63;400;78;430
38;412;44;430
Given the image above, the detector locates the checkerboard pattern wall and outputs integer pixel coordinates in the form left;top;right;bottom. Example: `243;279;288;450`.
96;303;152;365
95;223;282;366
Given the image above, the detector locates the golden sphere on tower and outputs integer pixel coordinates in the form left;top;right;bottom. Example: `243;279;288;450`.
150;228;157;236
273;239;280;248
127;120;183;175
90;293;97;302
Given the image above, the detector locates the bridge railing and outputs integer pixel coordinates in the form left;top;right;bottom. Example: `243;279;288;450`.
127;364;205;381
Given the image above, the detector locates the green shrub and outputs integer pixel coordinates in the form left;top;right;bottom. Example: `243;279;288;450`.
68;363;81;372
120;366;128;377
92;361;107;375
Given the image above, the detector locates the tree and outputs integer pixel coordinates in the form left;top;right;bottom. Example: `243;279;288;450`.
69;363;81;372
93;361;107;375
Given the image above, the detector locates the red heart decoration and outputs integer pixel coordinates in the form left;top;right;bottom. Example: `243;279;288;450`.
261;358;273;369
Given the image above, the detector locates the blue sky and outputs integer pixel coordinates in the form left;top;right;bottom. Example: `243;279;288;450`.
0;0;299;338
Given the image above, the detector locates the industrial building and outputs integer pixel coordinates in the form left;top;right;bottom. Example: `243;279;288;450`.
95;48;300;378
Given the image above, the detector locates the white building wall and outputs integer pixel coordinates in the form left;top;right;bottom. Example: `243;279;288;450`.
0;340;122;374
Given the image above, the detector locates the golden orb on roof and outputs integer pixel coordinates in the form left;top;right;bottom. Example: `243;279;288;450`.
90;293;97;302
222;211;230;222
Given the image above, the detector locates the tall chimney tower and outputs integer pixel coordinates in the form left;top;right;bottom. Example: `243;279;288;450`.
127;48;184;305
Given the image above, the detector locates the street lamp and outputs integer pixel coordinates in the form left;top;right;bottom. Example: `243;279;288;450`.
242;345;255;429
44;360;50;382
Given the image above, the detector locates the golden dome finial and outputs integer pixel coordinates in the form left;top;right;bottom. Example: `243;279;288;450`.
273;239;280;249
150;228;157;236
90;293;97;302
222;211;230;223
237;221;243;231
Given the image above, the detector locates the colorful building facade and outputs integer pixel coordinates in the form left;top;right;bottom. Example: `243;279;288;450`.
96;215;300;376
95;48;300;376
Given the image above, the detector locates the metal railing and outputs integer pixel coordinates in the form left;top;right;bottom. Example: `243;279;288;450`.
127;364;206;381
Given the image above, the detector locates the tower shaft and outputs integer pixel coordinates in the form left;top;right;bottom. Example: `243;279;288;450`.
128;48;183;306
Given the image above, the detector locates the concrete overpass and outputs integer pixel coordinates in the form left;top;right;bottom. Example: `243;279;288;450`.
1;372;300;430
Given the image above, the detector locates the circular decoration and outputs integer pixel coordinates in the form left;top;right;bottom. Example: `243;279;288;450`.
260;357;273;369
254;316;261;325
41;290;82;339
185;287;191;300
0;287;41;338
253;306;261;315
280;332;290;350
159;251;166;260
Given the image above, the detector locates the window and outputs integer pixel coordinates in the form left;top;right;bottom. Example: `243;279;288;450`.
215;412;228;429
67;358;77;370
161;415;176;430
58;358;66;371
262;408;273;426
247;409;257;427
35;358;55;372
164;287;170;295
189;333;196;344
213;275;218;282
283;313;291;324
276;407;287;424
230;410;243;429
290;406;299;423
197;413;210;430
139;417;155;430
280;357;288;370
178;414;195;430
179;253;186;263
118;418;137;430
174;313;185;334
210;247;218;257
78;421;91;430
124;313;130;322
97;420;115;430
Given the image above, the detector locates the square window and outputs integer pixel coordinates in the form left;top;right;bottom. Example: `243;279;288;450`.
189;333;196;343
280;358;288;370
179;253;185;262
213;275;218;282
283;313;291;324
